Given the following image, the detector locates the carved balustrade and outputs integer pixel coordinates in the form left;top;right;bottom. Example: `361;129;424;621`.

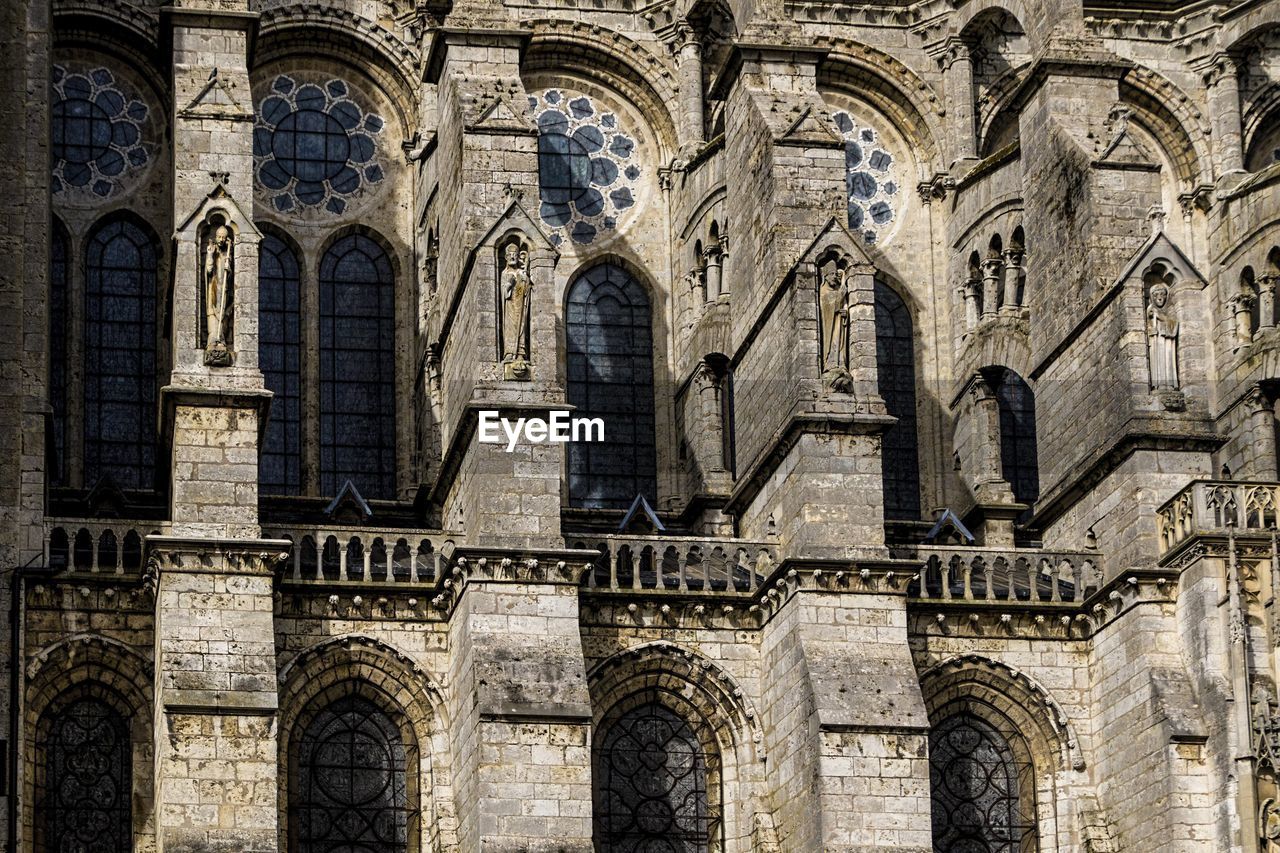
570;535;778;596
262;526;455;585
45;519;165;575
1156;481;1280;558
900;546;1101;605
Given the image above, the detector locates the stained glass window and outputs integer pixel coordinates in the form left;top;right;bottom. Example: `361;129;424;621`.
259;233;302;494
833;111;901;246
929;713;1037;853
319;234;395;499
594;703;711;852
255;75;384;215
50;219;69;487
566;263;656;509
992;369;1039;506
51;65;150;198
874;280;920;520
40;698;131;853
529;89;641;245
292;695;408;853
85;217;158;491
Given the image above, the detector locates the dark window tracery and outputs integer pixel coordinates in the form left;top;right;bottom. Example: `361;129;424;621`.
292;695;408;853
594;703;711;852
50;219;69;487
319;234;396;499
991;369;1039;506
40;698;132;853
874;280;920;520
566;263;656;509
84;217;158;491
259;233;302;494
929;712;1037;853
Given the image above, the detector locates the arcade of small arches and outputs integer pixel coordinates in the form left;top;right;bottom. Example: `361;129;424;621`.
23;636;1075;853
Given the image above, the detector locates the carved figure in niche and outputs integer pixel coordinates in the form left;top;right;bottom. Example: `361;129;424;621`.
1262;798;1280;852
500;236;532;379
818;258;852;393
1146;281;1179;389
203;221;233;366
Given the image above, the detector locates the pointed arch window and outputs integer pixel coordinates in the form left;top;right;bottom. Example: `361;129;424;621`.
566;263;656;509
874;280;920;519
991;369;1039;506
39;698;132;853
84;217;158;491
319;233;396;499
929;712;1037;852
259;233;302;494
291;694;408;853
50;219;70;487
594;702;712;852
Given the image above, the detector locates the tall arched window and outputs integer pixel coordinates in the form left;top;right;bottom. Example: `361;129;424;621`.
566;263;656;509
929;712;1036;852
991;369;1039;506
594;702;712;851
874;280;920;519
39;698;132;853
50;218;70;487
292;695;408;853
259;233;302;494
319;234;395;499
84;217;158;491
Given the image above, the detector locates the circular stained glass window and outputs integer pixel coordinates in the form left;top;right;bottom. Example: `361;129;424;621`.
530;89;642;246
833;111;901;246
255;76;385;215
51;65;150;199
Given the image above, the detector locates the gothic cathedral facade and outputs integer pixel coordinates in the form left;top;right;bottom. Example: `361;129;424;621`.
0;0;1279;850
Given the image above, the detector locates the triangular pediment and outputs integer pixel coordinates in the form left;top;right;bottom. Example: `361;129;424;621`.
776;103;843;146
325;480;373;524
618;494;665;533
924;508;975;545
1095;127;1158;169
174;183;260;240
468;90;535;134
785;216;875;282
178;69;252;122
1113;229;1205;290
474;195;559;255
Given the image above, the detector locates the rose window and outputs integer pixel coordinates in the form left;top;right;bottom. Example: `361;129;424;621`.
833;111;901;246
51;65;150;199
530;89;642;245
255;76;385;215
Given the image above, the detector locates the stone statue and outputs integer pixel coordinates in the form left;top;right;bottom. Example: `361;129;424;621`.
1146;282;1179;389
500;239;532;379
203;223;233;366
1262;798;1280;852
818;262;852;392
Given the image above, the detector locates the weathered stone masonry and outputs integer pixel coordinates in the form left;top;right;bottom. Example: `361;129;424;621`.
3;0;1280;851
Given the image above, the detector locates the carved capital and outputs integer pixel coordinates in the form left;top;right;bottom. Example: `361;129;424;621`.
980;256;1003;279
939;36;971;71
1202;51;1241;89
1001;248;1023;269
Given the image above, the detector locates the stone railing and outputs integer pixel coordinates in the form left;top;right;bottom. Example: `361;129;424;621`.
569;535;779;595
1156;481;1280;557
45;519;167;575
900;546;1102;605
263;526;457;584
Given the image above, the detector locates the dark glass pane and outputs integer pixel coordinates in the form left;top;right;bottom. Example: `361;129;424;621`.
994;370;1039;507
85;218;157;491
259;234;302;494
319;234;395;499
594;703;710;852
566;263;656;509
292;695;408;853
41;698;131;853
929;713;1036;853
50;221;69;487
874;281;920;520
